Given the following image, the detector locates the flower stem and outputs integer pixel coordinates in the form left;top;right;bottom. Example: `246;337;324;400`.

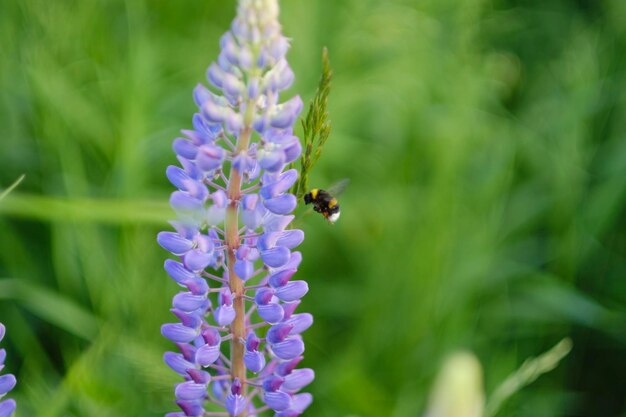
225;100;256;417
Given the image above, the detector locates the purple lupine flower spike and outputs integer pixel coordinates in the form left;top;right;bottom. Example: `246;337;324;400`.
0;323;17;417
159;0;313;415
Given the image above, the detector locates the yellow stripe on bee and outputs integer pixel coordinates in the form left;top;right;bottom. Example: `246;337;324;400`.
311;189;319;199
328;198;338;208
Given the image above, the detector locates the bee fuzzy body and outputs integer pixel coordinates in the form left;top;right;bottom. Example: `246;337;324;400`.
304;188;341;223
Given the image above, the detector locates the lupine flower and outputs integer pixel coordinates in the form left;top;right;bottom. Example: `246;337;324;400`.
158;0;313;416
0;324;17;417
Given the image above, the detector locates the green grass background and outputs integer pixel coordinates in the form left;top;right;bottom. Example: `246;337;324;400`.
1;0;626;416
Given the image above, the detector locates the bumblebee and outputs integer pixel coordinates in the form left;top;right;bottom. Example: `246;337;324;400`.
304;188;341;223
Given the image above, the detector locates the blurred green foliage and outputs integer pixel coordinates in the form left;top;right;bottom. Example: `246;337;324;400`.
1;0;626;416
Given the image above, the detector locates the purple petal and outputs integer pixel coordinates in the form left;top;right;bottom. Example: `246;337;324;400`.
248;246;261;261
175;381;207;401
263;375;285;392
241;194;259;211
282;301;300;320
256;48;269;68
225;109;243;134
257;232;279;251
212;378;228;402
242;199;265;230
274;64;295;91
264;194;297;215
236;245;251;260
258;149;286;173
232;153;255;174
270;37;290;61
161;324;198;343
194;234;214;253
231;378;242;395
263;390;292;411
261;246;291;268
191;116;209;141
257;303;284;324
269;269;297;288
169;222;197;240
285;313;313;335
201;328;221;346
183;250;212;272
0;399;16;417
282;251;302;271
0;349;5;367
187;368;211;384
164;352;195;376
194;113;222;141
248;78;260;99
196;145;225;172
164;260;196;284
214;305;236;327
177;342;197;362
275;230;304;249
292;393;313;412
234;259;254;281
173;139;199;160
222;72;244;98
176;399;205;417
0;374;16;395
249;159;262;181
170;191;204;212
270;96;303;129
267;324;293;344
181;127;203;145
276;357;303;377
224;39;248;68
193;83;212;107
254;288;275;305
182;179;209;200
206;205;227;226
157;232;193;256
260;169;298;199
253;113;270;133
263;214;295;232
275;281;309;302
202;100;226;123
218;288;233;305
246;332;261;351
217;51;230;70
207;63;224;88
283;369;315;392
166;165;191;190
272;338;305;360
195;344;220;367
184;277;209;295
171;309;201;328
173;292;207;312
244;350;266;373
210;190;227;207
283;140;302;164
225;394;247;417
178;156;201;179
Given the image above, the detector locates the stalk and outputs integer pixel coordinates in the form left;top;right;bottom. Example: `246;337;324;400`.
225;102;255;415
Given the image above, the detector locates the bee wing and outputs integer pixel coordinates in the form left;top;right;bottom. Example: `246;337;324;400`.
326;178;350;197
